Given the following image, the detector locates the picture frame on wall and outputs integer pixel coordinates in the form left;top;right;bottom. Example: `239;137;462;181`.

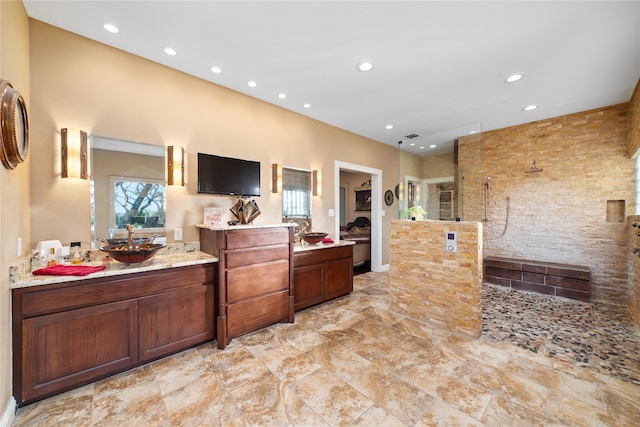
355;190;371;211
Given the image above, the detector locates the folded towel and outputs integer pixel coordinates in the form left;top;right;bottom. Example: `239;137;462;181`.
33;265;107;277
322;237;334;244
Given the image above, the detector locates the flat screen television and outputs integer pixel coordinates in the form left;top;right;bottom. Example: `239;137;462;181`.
197;152;261;197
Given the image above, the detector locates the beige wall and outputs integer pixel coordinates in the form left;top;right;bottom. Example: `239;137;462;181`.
28;20;397;262
0;0;30;416
460;104;634;305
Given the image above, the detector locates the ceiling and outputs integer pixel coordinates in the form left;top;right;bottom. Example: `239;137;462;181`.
23;1;640;156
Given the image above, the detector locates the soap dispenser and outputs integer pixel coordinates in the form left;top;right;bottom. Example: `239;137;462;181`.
46;247;57;267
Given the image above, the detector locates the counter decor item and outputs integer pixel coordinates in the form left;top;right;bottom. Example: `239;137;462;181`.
229;198;261;224
0;79;29;170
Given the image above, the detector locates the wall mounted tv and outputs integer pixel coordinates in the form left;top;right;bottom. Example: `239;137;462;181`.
197;152;261;197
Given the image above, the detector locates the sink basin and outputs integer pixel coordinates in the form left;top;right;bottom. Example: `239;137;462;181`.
301;232;328;244
99;243;165;263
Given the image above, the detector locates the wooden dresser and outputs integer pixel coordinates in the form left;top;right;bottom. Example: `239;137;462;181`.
199;225;295;349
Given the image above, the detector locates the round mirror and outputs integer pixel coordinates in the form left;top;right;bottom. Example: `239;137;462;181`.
0;79;29;169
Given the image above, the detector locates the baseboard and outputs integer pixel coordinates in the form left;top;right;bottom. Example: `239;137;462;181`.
0;397;16;427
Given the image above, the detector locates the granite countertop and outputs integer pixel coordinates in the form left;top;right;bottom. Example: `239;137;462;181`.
10;250;218;290
196;223;297;231
294;240;355;253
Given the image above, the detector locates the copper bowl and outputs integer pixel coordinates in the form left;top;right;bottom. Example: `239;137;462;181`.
301;232;328;244
99;243;164;263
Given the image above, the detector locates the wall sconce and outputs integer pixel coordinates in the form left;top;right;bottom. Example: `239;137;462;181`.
312;169;320;196
61;128;88;179
272;163;282;193
167;145;184;186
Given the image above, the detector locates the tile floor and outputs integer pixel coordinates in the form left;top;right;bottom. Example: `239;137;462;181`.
12;272;640;426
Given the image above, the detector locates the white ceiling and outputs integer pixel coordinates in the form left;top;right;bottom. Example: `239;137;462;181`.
23;1;640;156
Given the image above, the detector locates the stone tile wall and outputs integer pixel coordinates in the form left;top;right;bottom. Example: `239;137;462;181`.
389;220;482;338
459;104;633;305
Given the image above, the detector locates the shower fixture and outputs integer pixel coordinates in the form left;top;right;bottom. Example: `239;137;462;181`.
484;175;510;239
526;160;543;173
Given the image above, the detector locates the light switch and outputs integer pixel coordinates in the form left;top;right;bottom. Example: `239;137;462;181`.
328;209;335;217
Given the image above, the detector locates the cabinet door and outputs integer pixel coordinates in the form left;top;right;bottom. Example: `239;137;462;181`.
325;257;354;301
139;284;215;362
21;300;138;403
293;263;325;311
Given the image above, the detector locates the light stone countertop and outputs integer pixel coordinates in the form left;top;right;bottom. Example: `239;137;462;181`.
196;223;297;231
293;240;355;253
10;250;218;290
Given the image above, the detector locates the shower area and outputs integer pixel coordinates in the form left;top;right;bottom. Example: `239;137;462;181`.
396;108;635;307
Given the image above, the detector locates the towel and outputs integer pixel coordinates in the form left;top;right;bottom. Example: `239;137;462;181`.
33;265;107;277
322;237;334;244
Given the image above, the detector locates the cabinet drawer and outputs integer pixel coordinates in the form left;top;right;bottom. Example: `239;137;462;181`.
226;227;290;250
227;290;289;337
226;245;289;268
293;245;353;268
226;260;289;303
18;265;215;318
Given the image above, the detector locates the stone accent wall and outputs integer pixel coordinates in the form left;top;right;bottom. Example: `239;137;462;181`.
627;79;640;157
459;104;633;305
627;215;640;328
389;220;482;338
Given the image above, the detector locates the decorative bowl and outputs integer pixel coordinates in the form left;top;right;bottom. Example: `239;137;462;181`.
301;232;328;244
99;243;164;263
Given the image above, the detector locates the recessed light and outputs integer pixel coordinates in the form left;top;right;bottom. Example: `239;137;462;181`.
303;103;311;108
523;104;538;111
505;73;524;83
469;130;478;134
248;81;257;88
211;66;222;74
103;23;119;33
419;146;425;149
164;47;176;56
410;143;415;146
385;124;394;130
429;145;437;148
356;61;374;72
278;93;287;99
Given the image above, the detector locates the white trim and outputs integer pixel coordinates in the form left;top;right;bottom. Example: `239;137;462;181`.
0;397;16;427
335;161;383;272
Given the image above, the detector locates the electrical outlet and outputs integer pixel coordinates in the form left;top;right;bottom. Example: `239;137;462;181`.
174;228;183;241
328;209;335;217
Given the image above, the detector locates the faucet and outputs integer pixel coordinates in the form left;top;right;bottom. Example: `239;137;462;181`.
126;224;134;247
300;220;310;235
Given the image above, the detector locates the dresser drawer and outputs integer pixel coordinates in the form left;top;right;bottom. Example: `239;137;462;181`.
226;245;289;268
227;290;289;337
226;260;289;303
225;227;290;250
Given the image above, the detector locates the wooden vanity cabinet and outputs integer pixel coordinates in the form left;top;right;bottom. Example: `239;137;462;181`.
12;263;215;405
293;245;353;311
200;226;294;349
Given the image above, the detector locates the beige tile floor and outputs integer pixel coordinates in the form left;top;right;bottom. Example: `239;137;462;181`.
13;272;640;426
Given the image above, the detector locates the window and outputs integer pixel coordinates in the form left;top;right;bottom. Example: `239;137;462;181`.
110;176;166;229
282;168;311;218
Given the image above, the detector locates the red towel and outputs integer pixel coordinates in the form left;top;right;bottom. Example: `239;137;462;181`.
322;237;334;244
33;265;107;276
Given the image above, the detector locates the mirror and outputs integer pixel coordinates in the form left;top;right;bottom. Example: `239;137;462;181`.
91;136;167;246
281;166;312;232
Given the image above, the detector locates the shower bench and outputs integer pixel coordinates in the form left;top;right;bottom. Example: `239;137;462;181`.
483;256;590;302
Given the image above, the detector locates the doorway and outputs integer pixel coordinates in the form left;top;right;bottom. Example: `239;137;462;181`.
334;161;383;272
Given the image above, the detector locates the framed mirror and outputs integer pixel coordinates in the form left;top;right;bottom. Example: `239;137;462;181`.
91;136;166;246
